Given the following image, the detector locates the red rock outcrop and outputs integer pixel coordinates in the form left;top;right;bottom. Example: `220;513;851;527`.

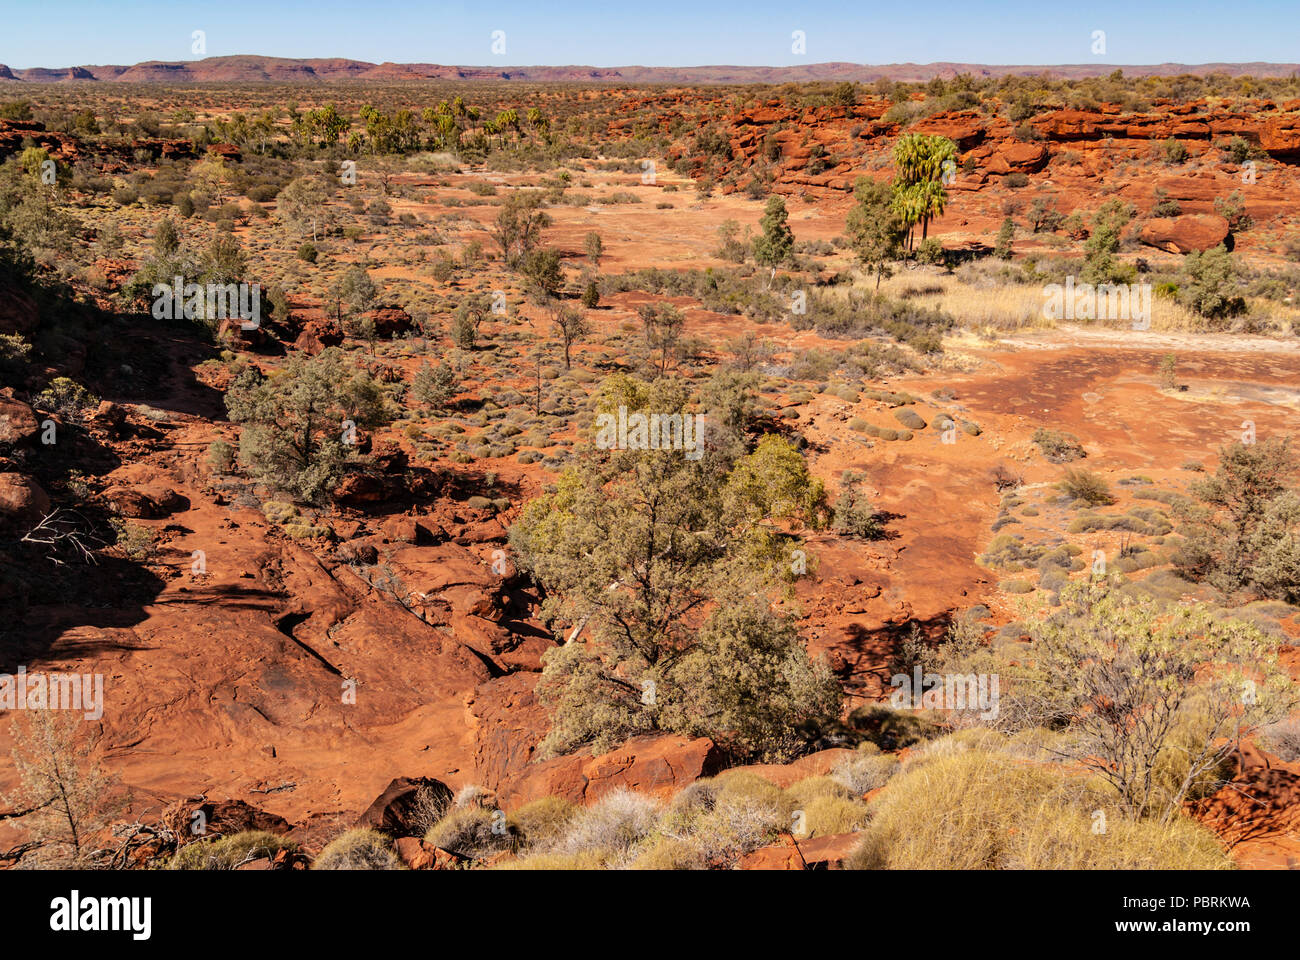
1139;214;1231;254
0;396;39;446
0;472;50;531
493;734;724;810
354;776;454;836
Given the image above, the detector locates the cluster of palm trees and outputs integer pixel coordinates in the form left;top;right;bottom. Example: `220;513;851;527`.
890;133;957;250
421;98;551;152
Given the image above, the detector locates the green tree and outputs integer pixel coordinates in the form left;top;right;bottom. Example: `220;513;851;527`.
152;216;180;258
492;190;551;268
1081;198;1135;284
638;302;685;378
551;303;589;370
412;360;458;409
890;133;957;248
335;265;378;327
510;375;836;760
752;195;794;272
993;217;1015;260
520;247;564;298
1182;244;1244;320
846;177;904;290
224;348;390;502
276;177;332;241
452;295;490;349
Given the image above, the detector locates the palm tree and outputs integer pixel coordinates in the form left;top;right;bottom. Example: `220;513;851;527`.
435;113;458;149
525;107;549;142
496;109;521;147
891;134;957;248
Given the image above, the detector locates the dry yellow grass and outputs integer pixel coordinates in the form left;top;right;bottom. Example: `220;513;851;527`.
847;739;1233;870
863;270;1300;335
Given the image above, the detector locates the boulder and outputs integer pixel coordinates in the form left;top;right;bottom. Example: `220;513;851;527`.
161;797;292;840
207;142;242;162
90;400;125;428
370;439;408;473
336;537;380;565
364;306;415;339
102;484;187;519
0;397;39;446
380;515;444;546
739;831;863;870
354;776;454;837
994;141;1050;173
394;837;461;870
496;734;724;809
332;472;386;504
0;472;50;531
1260;115;1300;158
1139;214;1231;254
909;111;986;150
293;318;343;356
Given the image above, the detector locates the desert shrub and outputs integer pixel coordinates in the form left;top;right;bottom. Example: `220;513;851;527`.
1057;467;1114;505
1182;245;1245;321
915;237;946;266
1163;138;1189;164
206;439;236;473
1214;190;1252;231
629;835;707;870
548;789;661;865
1225;136;1253;164
36;377;98;421
412;360;458;409
795;793;869;838
832;470;882;539
650;773;788;866
1147;187;1181;218
313;828;402;870
509;796;578;850
1032;427;1085;463
1082;198;1135;284
1173;437;1300;600
425;807;517;859
951;582;1293;818
893;407;927;430
831;748;901;794
224;347;389;502
848;704;940;750
169;830;297;870
0;333;31;382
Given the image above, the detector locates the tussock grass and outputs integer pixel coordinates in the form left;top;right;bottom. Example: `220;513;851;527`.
847;742;1231;870
313;828;402;870
169;830;297;870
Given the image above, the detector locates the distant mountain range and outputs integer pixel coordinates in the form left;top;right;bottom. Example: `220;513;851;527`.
0;56;1298;84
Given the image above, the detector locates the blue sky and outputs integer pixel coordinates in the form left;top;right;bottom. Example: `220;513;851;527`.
3;0;1298;69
